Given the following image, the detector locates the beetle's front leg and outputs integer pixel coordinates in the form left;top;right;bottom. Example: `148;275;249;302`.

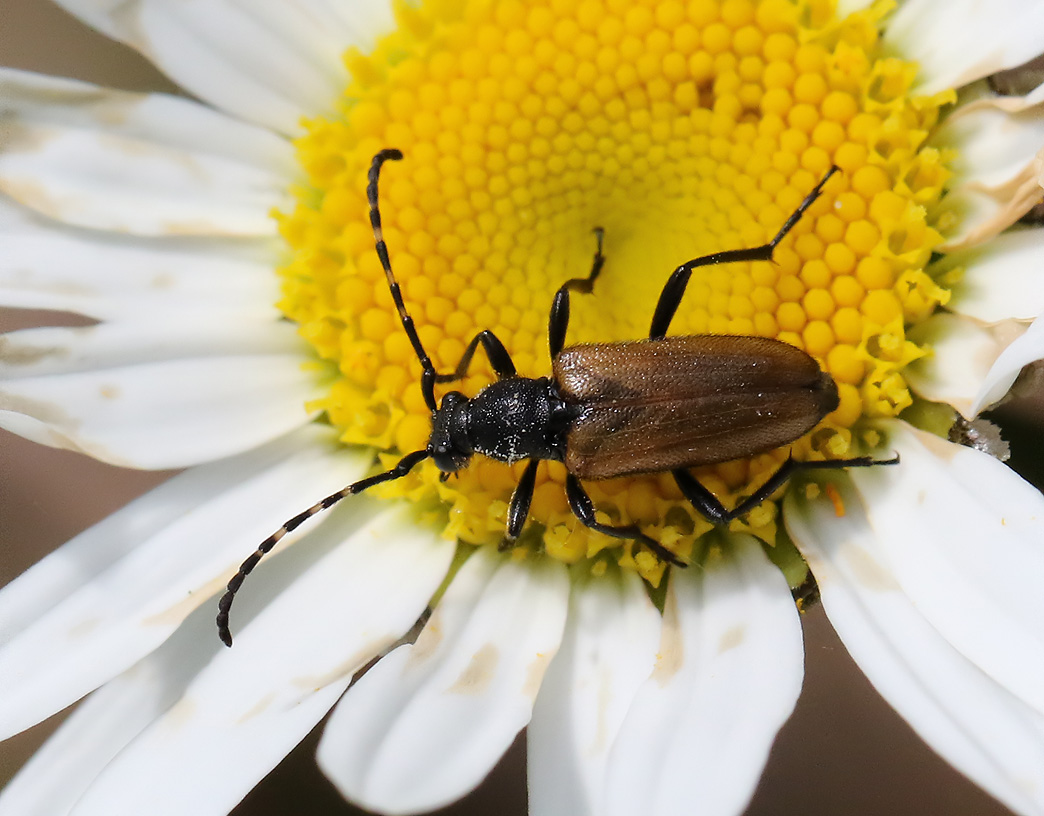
498;459;539;551
435;329;516;383
548;228;606;357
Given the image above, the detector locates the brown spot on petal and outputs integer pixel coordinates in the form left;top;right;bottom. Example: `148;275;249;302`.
407;609;443;666
163;697;198;731
652;583;683;686
67;616;100;639
841;543;900;592
910;426;959;461
447;643;498;695
589;669;613;753
142;573;227;627
0;119;57;154
522;651;553;701
717;624;746;654
0;175;74;225
0;390;73;426
0;335;71;366
235;692;276;724
293;637;391;692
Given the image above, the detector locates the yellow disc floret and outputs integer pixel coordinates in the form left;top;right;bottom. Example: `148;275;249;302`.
277;0;953;584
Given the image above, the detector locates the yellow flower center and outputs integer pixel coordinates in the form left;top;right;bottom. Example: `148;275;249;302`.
277;0;953;584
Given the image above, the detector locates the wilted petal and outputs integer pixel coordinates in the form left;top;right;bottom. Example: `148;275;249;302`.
317;549;570;815
604;536;804;816
527;570;662;816
971;315;1044;415
787;472;1044;816
934;85;1044;250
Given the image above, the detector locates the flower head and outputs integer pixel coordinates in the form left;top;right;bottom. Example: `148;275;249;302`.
3;1;1044;815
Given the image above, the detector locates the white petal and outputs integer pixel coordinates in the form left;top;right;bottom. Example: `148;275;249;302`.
0;69;294;172
51;0;389;135
317;549;570;815
786;473;1044;816
0;320;303;377
0;595;235;816
0;195;280;322
885;0;1044;95
846;420;1044;717
905;313;1011;418
65;505;454;816
0;69;292;235
947;227;1044;324
971;314;1044;415
604;536;804;816
0;347;318;468
0;426;318;643
0;428;373;739
933;86;1044;250
527;570;662;816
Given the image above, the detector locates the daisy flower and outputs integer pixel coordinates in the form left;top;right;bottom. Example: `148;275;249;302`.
3;0;1044;814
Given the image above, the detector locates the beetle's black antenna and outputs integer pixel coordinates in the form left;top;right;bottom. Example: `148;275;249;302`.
217;448;429;647
369;149;439;412
650;166;840;339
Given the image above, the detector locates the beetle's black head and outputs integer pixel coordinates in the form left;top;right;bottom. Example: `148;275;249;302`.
428;391;473;473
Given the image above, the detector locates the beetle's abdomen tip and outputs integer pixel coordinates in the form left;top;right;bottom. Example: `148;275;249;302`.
816;371;840;416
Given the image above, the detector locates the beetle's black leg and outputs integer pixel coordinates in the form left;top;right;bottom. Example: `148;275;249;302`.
650;167;839;339
217;448;430;647
549;227;606;358
565;474;686;567
673;452;899;524
435;329;517;383
498;459;540;551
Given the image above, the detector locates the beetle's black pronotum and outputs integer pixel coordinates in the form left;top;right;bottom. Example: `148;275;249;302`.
216;149;898;646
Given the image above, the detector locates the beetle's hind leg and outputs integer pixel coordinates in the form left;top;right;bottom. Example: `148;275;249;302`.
565;474;686;567
548;228;607;357
673;452;899;524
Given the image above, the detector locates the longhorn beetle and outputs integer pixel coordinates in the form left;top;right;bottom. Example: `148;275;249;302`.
216;149;898;646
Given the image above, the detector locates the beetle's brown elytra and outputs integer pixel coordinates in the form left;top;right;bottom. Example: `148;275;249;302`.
554;335;840;480
216;149;898;646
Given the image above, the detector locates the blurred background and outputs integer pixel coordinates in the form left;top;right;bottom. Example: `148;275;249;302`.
2;2;1042;814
